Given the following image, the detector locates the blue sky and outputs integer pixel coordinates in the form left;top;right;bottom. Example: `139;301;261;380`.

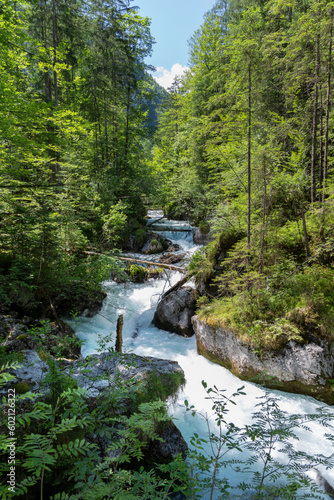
135;0;216;88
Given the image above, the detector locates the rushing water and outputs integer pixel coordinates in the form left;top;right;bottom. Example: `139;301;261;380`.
71;212;334;498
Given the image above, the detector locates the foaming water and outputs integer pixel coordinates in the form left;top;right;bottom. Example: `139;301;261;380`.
70;217;334;498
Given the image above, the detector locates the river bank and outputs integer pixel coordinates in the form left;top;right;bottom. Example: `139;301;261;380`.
2;212;334;498
69;211;334;498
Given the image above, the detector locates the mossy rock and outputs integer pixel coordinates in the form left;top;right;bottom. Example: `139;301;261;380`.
16;334;29;341
129;369;186;411
144;237;164;254
129;264;147;283
13;381;30;394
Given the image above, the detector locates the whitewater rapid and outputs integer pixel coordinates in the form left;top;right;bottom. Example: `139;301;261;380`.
70;212;334;498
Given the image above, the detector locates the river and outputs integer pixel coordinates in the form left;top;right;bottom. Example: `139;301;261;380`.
70;211;334;499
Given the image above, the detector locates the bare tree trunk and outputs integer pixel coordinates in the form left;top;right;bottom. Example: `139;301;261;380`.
301;212;310;259
247;58;252;259
115;314;123;353
311;34;320;206
322;11;333;210
44;0;52;101
95;116;100;193
51;0;60;185
319;85;323;202
124;83;131;177
259;161;267;275
52;0;58;105
101;19;109;166
113;80;119;176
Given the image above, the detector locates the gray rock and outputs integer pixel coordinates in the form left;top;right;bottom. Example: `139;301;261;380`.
0;315;37;352
153;287;196;337
0;350;48;395
142;235;164;254
63;352;184;398
2;350;184;400
166;243;181;252
145;421;188;463
1;315;80;359
2;350;187;469
193;227;213;245
315;470;334;498
192;316;334;403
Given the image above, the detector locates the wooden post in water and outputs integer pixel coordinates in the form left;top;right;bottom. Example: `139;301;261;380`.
115;314;123;353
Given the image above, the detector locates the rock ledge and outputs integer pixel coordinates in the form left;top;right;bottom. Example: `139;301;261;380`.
192;315;334;404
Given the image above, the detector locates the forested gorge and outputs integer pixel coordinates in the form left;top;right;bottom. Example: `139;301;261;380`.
2;0;334;498
2;0;334;340
0;0;163;316
152;0;334;352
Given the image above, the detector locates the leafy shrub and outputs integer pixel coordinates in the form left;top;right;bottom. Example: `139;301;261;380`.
185;381;334;500
198;221;210;235
101;201;128;249
0;361;189;500
133;227;147;247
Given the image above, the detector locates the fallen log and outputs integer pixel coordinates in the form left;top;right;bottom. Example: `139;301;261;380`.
148;226;192;232
84;251;186;273
161;275;191;299
146;209;178;227
115;255;186;273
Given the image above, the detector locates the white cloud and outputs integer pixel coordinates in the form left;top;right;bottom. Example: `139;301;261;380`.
153;63;189;90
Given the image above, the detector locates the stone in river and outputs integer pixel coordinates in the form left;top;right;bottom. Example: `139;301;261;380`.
153;287;196;337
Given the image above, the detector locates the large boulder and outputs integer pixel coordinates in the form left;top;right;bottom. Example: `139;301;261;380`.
1;350;185;400
1;350;187;473
153;287;196;337
193;227;213;245
192;316;334;404
145;421;188;464
142;234;168;254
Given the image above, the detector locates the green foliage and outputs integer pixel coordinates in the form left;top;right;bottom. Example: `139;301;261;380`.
185;381;334;499
28;319;84;360
0;360;188;499
129;369;186;411
1;361;334;499
133;228;147;248
198;261;334;350
101;202;128;249
0;0;158;319
188;247;216;284
149;0;334;357
198;221;210;235
41;357;78;407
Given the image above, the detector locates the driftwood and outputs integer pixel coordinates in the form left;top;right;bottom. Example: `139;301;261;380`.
161;275;191;299
84;251;185;273
115;314;123;353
